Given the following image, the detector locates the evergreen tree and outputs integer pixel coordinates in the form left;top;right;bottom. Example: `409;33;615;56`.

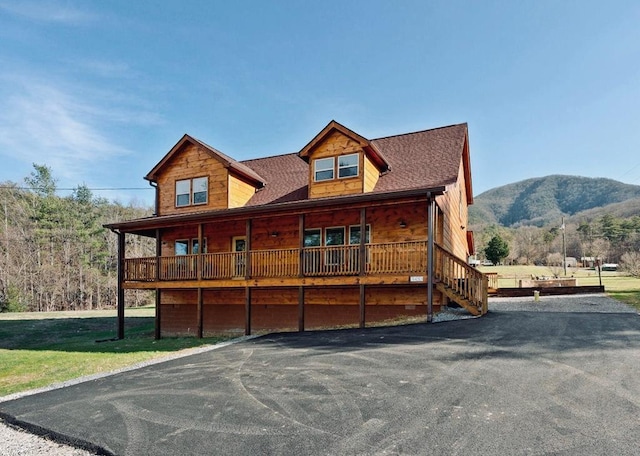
485;235;510;265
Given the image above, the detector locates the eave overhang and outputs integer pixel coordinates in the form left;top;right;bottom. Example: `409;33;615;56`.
105;185;446;236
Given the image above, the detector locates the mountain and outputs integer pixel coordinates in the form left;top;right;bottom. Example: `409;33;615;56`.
470;175;640;227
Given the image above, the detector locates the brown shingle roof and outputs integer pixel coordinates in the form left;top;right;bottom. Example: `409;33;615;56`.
241;153;309;206
238;122;468;206
371;123;468;193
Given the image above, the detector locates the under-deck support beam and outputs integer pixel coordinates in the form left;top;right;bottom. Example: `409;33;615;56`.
197;287;203;338
245;287;251;335
298;286;305;332
427;194;435;323
359;284;366;328
117;231;125;339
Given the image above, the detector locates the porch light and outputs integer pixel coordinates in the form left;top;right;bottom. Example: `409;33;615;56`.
270;231;279;237
399;220;407;228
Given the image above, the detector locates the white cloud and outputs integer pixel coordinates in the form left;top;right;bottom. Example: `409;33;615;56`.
0;75;138;182
0;1;97;25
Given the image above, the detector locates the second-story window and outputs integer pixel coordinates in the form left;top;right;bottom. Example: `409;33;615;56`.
338;154;359;178
314;157;334;182
192;177;208;204
175;177;208;207
176;180;191;207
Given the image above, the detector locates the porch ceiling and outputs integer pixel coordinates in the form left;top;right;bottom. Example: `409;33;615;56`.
105;186;445;235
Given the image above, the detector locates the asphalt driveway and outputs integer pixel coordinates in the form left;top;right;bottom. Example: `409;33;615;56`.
2;295;640;455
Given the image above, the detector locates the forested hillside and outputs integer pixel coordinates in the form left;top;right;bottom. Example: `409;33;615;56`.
0;165;153;312
470;175;640;266
470;175;640;227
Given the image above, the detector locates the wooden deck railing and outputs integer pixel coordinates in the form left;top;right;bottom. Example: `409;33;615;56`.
434;244;488;314
123;241;485;311
123;257;157;282
486;272;499;292
201;252;246;279
251;248;299;277
302;245;361;276
159;255;198;281
367;241;427;274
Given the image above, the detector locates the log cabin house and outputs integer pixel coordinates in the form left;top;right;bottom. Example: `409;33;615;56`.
106;120;488;338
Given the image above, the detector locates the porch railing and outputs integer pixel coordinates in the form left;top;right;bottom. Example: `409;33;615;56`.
125;242;429;281
302;245;361;276
367;241;427;274
159;255;198;281
123;257;157;282
123;241;484;287
251;248;299;278
486;272;499;292
434;244;488;314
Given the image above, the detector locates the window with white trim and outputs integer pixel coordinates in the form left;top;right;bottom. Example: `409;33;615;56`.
176;180;191;207
303;228;322;247
192;177;208;205
175;239;189;255
175;177;208;207
338;153;359;178
314;157;334;182
348;225;371;245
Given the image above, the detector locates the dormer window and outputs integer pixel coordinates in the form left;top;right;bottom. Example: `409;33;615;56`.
338;153;359;178
176;176;208;207
314;157;334;182
313;153;359;183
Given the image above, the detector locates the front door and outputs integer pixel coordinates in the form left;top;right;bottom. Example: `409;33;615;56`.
232;237;246;277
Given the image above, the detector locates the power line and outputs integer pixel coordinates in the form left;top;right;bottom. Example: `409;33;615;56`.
0;186;153;191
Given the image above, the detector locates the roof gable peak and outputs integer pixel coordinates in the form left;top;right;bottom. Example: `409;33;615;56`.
145;134;265;187
298;120;389;170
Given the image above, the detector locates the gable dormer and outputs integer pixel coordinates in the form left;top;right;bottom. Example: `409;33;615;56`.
146;134;265;216
298;121;389;199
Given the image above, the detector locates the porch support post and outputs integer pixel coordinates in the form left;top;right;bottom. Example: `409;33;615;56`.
427;193;436;323
298;286;305;332
197;288;203;338
245;220;252;280
359;208;366;276
359;284;366;328
298;214;305;277
197;223;203;281
245;287;252;335
117;231;125;339
155;229;161;340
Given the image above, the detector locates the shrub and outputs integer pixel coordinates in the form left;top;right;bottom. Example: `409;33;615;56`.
620;252;640;278
0;284;27;313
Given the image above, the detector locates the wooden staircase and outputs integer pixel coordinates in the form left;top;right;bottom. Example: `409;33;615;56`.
434;244;488;316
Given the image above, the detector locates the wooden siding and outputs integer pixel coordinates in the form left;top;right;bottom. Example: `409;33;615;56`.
367;203;427;243
251;215;299;250
156;143;229;216
308;130;365;198
228;173;257;208
363;154;379;193
159;285;442;336
435;160;469;259
160;220;246;256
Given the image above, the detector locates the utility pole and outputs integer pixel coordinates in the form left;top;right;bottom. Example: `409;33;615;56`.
561;217;567;276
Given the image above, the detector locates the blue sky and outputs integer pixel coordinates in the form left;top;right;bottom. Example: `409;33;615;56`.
1;1;639;206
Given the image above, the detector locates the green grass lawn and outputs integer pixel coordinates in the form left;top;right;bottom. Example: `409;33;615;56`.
0;307;228;397
479;265;640;311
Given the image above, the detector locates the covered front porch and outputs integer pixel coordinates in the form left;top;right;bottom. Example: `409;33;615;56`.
109;194;488;338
